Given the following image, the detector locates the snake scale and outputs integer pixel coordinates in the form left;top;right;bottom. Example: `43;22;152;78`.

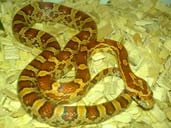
12;2;154;127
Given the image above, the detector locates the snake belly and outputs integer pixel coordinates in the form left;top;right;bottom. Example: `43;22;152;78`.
12;2;154;127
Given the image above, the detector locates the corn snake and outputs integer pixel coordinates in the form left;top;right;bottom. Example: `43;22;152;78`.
12;2;154;127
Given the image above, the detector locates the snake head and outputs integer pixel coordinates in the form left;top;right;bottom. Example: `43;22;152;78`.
126;78;154;110
132;89;154;110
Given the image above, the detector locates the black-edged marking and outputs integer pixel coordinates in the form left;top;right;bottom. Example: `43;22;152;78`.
21;4;34;16
116;95;129;108
23;92;40;107
103;102;116;115
62;106;77;121
38;101;55;118
18;80;35;92
86;106;100;121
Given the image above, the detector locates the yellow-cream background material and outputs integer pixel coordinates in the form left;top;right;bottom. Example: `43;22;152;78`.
0;0;171;128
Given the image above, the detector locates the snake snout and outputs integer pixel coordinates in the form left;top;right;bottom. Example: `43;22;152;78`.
133;93;154;110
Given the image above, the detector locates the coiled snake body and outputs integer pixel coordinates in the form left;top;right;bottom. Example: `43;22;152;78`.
12;2;154;127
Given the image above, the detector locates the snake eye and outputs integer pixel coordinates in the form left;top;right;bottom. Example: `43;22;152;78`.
132;95;141;102
136;95;140;100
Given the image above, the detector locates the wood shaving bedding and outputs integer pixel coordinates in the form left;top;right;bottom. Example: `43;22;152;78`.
0;0;171;128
